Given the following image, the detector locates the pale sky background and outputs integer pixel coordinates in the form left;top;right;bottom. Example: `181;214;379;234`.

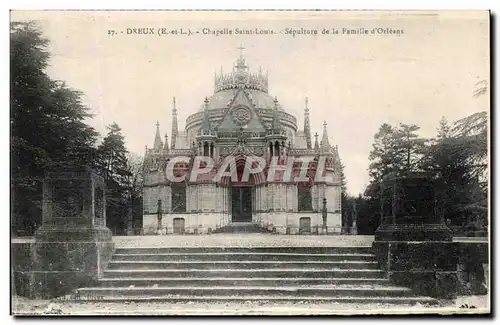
11;10;490;195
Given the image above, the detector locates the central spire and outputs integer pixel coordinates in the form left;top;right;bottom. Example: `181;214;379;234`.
234;45;248;78
237;45;245;58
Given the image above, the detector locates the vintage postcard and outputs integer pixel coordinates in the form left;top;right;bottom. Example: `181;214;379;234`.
10;10;490;316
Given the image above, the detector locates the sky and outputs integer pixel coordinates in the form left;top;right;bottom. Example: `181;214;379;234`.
11;10;490;195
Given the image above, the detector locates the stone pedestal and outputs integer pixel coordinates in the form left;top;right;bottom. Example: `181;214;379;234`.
372;172;457;299
15;166;114;299
374;173;453;242
456;241;489;295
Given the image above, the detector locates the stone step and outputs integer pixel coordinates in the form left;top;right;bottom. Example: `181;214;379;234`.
111;252;377;262
106;260;380;270
77;285;417;298
103;269;387;279
98;277;393;287
114;247;373;255
212;223;275;234
65;294;438;305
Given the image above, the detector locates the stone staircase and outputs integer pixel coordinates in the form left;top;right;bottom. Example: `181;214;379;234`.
75;246;438;305
212;222;275;234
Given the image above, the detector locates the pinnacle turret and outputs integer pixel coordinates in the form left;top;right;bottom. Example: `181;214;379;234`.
304;97;312;149
171;97;178;149
197;97;216;139
202;97;211;131
320;121;331;150
164;132;169;151
272;97;282;130
314;132;319;150
153;121;163;150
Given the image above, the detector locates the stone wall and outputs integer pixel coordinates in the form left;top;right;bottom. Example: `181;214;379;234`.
143;213;230;235
256;212;341;234
143;180;342;235
12;167;115;299
12;236;114;299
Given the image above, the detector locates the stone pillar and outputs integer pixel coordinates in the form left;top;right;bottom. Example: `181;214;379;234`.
156;199;163;234
29;166;114;298
372;172;457;299
350;203;358;235
321;198;327;232
126;202;134;236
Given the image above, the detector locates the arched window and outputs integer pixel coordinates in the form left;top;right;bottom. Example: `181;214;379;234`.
274;141;280;157
269;142;274;156
172;185;186;212
298;184;313;211
203;142;209;157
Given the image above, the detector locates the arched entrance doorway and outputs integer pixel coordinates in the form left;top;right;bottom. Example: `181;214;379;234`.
220;154;266;223
231;186;252;222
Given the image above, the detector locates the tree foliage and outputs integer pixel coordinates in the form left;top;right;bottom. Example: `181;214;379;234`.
96;123;133;234
11;21;98;235
359;106;488;235
127;153;145;233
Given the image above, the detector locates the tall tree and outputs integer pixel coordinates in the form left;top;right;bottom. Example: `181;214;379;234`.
393;123;428;172
367;123;397;184
11;21;98;235
339;162;350;232
420;109;488;233
363;122;426;234
451;111;488;184
127;153;144;233
96;123;132;234
436;116;452;140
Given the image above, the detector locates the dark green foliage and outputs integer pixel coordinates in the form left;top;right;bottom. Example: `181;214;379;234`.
95;123;133;235
339;162;350;229
11;22;143;236
353;195;381;235
11;21;98;235
423;112;488;231
360;110;488;235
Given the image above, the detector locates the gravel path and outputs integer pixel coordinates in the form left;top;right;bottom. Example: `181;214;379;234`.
11;235;487;247
12;296;489;316
113;234;375;248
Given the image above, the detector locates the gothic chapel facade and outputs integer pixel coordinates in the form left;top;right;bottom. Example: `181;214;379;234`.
142;51;343;235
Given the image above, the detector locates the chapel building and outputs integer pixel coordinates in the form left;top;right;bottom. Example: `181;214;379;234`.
142;51;343;235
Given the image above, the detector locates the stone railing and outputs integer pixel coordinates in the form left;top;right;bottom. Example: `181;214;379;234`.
186;112;205;124
217;131;268;139
288;149;317;155
168;149;193;155
266;129;286;136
